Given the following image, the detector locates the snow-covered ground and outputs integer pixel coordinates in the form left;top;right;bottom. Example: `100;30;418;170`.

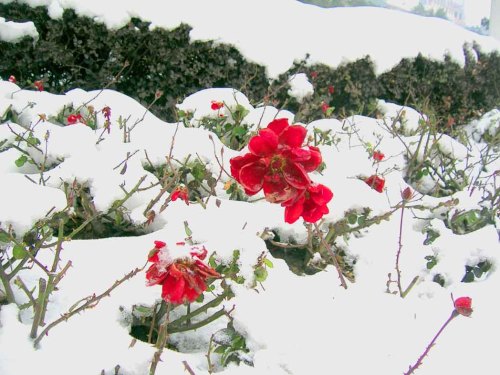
0;1;499;375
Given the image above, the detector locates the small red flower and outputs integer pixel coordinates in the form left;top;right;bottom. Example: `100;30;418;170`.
67;114;84;125
33;80;44;91
146;242;220;304
171;186;189;205
372;150;385;161
321;102;329;114
8;75;16;84
454;296;473;317
210;100;224;110
328;85;334;95
310;71;318;79
364;175;385;193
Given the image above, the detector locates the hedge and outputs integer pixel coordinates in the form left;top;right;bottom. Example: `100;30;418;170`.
1;2;498;126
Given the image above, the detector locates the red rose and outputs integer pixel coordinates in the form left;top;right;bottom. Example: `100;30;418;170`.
67;114;84;125
310;71;318;79
372;150;384;161
454;296;473;317
8;75;16;84
321;102;329;113
33;80;44;91
230;118;317;202
210;100;224;110
146;242;220;304
171;186;189;205
328;85;334;95
364;175;385;193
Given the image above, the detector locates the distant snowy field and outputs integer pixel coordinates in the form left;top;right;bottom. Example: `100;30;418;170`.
0;1;499;375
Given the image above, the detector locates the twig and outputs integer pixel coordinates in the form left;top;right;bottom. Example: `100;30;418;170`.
404;311;458;375
182;361;197;375
149;303;172;375
0;265;16;304
313;223;347;289
34;264;146;347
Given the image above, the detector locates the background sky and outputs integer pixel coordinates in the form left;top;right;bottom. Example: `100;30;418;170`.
463;0;491;26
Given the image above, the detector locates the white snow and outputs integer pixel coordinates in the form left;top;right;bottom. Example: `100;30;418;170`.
287;73;314;103
0;16;38;43
0;2;499;375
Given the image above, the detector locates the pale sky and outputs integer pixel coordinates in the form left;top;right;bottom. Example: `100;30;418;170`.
463;0;491;26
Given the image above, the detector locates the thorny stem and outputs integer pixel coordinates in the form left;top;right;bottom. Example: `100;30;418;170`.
314;223;347;289
149;303;172;375
395;202;405;297
0;265;16;304
404;311;458;375
34;264;146;347
30;219;65;338
169;308;228;334
168;289;231;329
182;360;197;375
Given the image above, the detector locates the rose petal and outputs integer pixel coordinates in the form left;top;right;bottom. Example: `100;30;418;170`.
267;118;289;136
162;275;186;304
309;184;334;206
301;146;322;172
239;161;267;194
263;178;295;203
279;125;307;148
284;195;305;224
230;153;260;181
248;128;278;156
302;201;329;223
283;161;310;189
285;147;311;162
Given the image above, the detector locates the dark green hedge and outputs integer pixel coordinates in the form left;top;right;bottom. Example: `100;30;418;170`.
1;2;498;126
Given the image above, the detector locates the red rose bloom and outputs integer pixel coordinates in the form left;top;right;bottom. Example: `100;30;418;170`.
33;80;44;91
364;175;385;193
284;183;333;224
310;71;318;79
454;296;473;317
171;186;189;205
8;75;16;84
146;242;220;305
373;150;385;161
210;100;224;110
328;85;334;95
321;102;329;113
230;118;321;202
67;114;84;125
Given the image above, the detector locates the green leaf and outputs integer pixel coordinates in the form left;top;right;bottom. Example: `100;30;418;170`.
357;216;366;226
214;346;227;354
254;266;268;282
0;231;11;243
263;258;273;268
347;213;357;225
12;244;28;259
191;163;206;181
15;155;28;168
